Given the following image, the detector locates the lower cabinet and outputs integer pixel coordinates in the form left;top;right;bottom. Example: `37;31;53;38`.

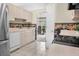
20;27;35;46
9;31;21;52
9;27;35;52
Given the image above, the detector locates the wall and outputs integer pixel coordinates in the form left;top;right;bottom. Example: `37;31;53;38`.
55;3;75;23
32;9;47;24
46;4;55;48
8;4;32;22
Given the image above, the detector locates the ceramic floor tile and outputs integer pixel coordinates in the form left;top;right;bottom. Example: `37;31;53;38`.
11;40;79;56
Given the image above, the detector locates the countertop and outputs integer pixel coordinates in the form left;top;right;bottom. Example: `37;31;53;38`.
9;28;21;32
60;30;79;37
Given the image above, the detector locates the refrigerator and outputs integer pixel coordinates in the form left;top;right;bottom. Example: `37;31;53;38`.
0;3;10;56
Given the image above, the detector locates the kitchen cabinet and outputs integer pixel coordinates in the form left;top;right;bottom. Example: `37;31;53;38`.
9;30;21;52
20;27;35;46
8;4;32;23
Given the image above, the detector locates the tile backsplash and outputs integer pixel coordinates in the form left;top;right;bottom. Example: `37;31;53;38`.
55;23;79;31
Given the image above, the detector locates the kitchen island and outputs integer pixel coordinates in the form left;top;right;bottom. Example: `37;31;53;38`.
54;30;79;47
60;30;79;37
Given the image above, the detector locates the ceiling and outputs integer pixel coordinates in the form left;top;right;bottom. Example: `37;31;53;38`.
13;3;48;11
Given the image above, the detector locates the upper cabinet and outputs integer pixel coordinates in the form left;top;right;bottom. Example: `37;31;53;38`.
8;4;32;22
55;3;75;23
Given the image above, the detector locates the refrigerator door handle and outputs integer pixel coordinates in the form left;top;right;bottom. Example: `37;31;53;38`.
0;4;6;28
4;4;9;40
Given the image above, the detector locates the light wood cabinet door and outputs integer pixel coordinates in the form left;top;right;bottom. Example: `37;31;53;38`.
20;28;35;46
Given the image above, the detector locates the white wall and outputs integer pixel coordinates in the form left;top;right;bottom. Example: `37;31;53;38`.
32;9;46;24
46;4;55;48
55;3;74;23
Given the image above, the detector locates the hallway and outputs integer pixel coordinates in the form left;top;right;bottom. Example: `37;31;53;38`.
11;40;79;56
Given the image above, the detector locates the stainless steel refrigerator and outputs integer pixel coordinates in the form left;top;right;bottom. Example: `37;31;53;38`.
0;3;10;56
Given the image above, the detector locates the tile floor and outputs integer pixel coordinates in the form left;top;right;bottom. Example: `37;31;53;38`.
11;40;79;56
